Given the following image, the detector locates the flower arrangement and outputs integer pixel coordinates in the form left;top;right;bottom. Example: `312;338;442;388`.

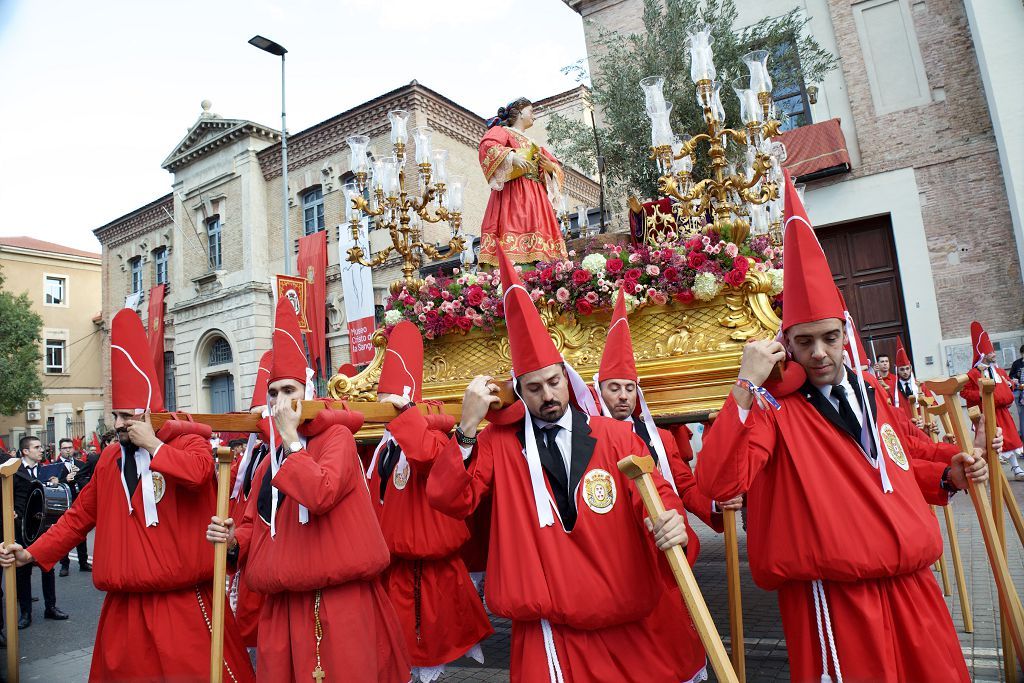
383;233;782;339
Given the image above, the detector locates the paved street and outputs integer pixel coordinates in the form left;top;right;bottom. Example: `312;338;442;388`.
9;475;1024;682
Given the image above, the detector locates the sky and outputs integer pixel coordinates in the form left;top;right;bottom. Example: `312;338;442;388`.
0;0;589;252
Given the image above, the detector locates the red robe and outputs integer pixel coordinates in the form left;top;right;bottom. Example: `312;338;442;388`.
961;365;1023;452
697;375;969;683
27;426;254;683
228;443;267;648
234;412;410;682
478;125;568;266
427;411;698;683
368;408;493;667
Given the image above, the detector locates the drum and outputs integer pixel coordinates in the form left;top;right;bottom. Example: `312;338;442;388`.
21;482;71;545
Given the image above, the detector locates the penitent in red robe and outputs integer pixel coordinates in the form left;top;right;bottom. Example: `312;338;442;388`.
961;365;1023;452
697;373;968;683
478;125;568;266
234;411;410;683
427;411;698;683
367;408;493;668
28;426;254;683
227;440;268;648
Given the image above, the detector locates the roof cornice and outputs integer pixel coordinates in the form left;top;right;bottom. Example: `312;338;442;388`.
93;194;174;248
162;118;281;172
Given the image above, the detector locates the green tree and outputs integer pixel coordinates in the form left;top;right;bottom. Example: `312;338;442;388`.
548;0;837;201
0;264;44;415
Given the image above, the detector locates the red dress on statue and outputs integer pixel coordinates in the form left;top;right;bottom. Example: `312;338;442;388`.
478;125;568;266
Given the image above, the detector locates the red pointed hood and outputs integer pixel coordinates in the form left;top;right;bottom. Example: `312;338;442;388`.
781;172;843;331
110;309;165;412
598;287;638;383
894;336;911;368
971;321;993;365
270;296;310;386
250;350;274;410
498;246;563;377
378;321;423;402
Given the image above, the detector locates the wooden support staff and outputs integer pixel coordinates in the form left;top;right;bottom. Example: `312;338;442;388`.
1;458;20;683
966;407;1024;550
618;454;739;683
924;400;973;632
923;376;1024;662
209;446;234;683
980;380;1022;682
912;396;953;594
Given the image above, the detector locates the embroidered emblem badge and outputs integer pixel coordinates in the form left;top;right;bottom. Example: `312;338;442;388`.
392;461;410;490
880;424;910;471
582;469;616;514
151;472;166;503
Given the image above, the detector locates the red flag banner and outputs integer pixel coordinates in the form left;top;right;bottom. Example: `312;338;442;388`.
276;275;311;333
297;231;327;375
147;284;166;390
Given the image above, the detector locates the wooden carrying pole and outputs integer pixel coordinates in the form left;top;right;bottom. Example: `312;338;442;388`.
923;376;1024;663
912;396;953;594
708;409;745;682
618;454;739;683
1;458;21;683
966;406;1024;551
979;381;1022;681
209;446;234;683
925;401;973;632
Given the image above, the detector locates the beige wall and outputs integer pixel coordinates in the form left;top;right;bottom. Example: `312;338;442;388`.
0;246;104;448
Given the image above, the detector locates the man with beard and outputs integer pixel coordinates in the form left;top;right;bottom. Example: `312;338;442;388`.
0;309;254;682
427;247;694;682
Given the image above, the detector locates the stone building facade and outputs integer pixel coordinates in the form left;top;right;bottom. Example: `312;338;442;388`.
94;82;599;414
565;0;1024;374
0;238;104;448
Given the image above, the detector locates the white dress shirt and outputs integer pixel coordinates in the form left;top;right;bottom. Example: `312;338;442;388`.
459;407;575;474
816;368;864;429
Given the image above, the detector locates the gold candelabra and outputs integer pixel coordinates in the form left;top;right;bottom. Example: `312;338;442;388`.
344;111;467;295
641;31;789;247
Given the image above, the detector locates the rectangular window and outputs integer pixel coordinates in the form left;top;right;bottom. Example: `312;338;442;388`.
770;38;812;132
45;339;66;374
130;257;143;294
303;188;325;235
153;247;168;285
164;351;177;411
44;276;65;305
207;217;222;270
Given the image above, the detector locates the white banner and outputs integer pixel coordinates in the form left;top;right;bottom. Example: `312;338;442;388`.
339;220;377;365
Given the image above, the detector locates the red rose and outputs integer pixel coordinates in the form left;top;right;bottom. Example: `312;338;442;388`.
576;300;593;316
572;269;591;285
663;267;679;282
725;269;746;287
403;295;416;306
606;258;624;274
675;290;695;304
428;286;442;298
425;310;439;322
732;256;749;273
625;268;642;281
687;251;706;268
442;313;457;328
456;316;473;332
686;236;703;250
465;285;484;307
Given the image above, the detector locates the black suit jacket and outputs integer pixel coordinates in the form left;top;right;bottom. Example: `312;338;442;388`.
10;460;43;545
55;458;86;497
798;369;880;458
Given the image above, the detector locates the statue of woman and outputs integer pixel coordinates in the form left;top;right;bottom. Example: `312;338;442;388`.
478;97;568;266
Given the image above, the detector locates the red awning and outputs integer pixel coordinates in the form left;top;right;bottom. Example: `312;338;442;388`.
777;118;851;179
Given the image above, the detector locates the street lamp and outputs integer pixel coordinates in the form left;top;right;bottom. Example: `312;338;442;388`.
249;35;291;275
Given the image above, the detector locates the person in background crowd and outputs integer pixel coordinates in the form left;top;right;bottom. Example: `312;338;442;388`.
1008;344;1024;440
873;353;894;400
53;438;92;576
13;436;69;628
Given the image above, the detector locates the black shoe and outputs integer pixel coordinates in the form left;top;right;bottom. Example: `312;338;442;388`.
59;567;69;577
44;607;68;621
17;614;30;630
79;564;91;572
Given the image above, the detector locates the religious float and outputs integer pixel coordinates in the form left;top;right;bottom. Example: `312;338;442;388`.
330;34;789;438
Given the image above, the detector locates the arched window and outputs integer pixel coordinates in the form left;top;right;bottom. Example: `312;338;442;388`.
208;338;232;365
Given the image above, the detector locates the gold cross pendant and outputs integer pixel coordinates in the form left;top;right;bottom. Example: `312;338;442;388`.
312;665;325;682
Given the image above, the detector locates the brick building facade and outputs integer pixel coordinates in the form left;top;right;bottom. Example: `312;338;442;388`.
94;82;598;413
566;0;1024;374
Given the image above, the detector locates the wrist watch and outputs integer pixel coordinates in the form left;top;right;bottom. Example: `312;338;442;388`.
288;441;303;454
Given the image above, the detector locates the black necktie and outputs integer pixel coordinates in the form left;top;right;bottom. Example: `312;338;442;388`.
537;423;577;529
900;381;910;397
988;367;996;380
378;441;401;500
632;419;659;464
30;466;37;479
831;385;863;443
122;447;139;496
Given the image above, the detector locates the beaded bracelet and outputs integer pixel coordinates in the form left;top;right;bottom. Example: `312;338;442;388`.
735;378;781;410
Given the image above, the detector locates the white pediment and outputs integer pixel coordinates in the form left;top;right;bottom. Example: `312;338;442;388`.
162;107;280;172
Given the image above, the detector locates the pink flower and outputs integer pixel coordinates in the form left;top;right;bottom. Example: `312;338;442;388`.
418;314;427;322
413;302;424;315
645;264;660;277
531;288;544;302
628;252;642;264
725;243;739;258
585;291;599;303
634;283;643;294
556;287;570;303
650;291;668;306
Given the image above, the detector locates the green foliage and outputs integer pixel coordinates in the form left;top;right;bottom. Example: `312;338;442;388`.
0;265;45;415
548;0;837;200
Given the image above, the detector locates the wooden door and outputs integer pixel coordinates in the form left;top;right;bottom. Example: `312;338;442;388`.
209;375;236;414
816;215;910;364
